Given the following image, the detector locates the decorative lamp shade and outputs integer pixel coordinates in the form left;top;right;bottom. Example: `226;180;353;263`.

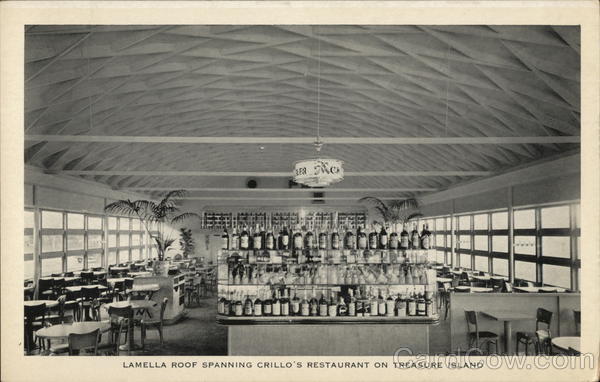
293;158;344;187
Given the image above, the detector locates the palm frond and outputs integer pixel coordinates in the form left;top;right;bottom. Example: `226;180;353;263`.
404;212;424;223
104;199;138;215
388;198;419;211
159;190;188;205
170;212;201;224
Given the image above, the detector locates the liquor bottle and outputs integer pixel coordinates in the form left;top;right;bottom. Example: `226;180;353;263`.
328;291;338;317
385;289;395;317
416;292;426;316
411;223;420;250
318;226;328;250
279;226;290;250
265;225;275;250
221;227;229;250
389;224;399;250
300;289;309;316
337;295;348;316
377;288;386;316
240;225;250;250
291;288;300;316
272;290;281;316
356;288;364;317
319;291;328;316
304;224;314;250
400;224;409;250
309;288;318;316
425;292;433;317
357;225;367;250
345;225;356;250
281;289;290;316
369;224;379;250
254;292;263;316
396;293;406;317
369;288;378;317
244;294;253;316
263;290;272;316
234;292;243;317
252;224;262;250
421;224;431;250
407;290;417;316
293;224;304;251
218;292;227;315
331;225;340;250
379;224;388;250
347;289;356;316
231;227;239;250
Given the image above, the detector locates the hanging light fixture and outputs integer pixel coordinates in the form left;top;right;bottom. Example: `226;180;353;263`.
293;29;344;188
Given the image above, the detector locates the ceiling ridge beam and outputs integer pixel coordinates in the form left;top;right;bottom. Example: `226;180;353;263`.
54;170;492;177
26;135;580;145
122;187;439;192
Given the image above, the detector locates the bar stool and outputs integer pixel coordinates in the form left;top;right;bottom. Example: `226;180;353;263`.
516;308;553;355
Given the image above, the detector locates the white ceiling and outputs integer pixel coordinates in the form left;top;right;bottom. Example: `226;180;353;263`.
24;25;580;203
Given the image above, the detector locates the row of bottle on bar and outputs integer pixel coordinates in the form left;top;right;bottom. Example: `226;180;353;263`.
225;263;433;286
221;222;432;251
218;286;437;318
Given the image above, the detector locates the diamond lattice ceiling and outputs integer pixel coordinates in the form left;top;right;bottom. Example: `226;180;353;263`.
24;25;580;202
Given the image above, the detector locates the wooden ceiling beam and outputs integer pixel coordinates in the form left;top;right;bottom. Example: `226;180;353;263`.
26;135;580;145
122;187;438;192
55;170;491;177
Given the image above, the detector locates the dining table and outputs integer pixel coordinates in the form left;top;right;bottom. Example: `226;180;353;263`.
36;320;111;340
102;300;158;351
437;277;453;283
65;284;108;293
480;310;533;355
513;286;566;293
552;336;580;354
454;286;494;293
24;300;59;309
107;277;134;285
127;284;161;300
128;271;153;278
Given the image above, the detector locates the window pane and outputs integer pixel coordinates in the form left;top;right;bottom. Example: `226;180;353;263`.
460;254;472;269
474;214;488;230
492;211;508;230
514;209;535;229
119;217;130;231
492;235;508;253
108;234;117;248
89;234;103;249
542;236;570;258
67;254;84;272
435;235;444;247
107;251;117;266
67;234;84;251
435;218;445;231
541;206;570;229
445;235;451;248
458;235;471;250
88;216;103;230
133;219;142;231
119;234;130;247
492;258;508;276
41;257;62;276
24;234;34;254
119;249;130;262
543;264;570;288
132;248;141;260
474;235;488;251
25;259;34;280
459;216;470;230
515;261;536;282
42;235;63;253
131;234;140;246
25;210;34;228
574;204;580;228
445;217;451;230
108;217;118;230
436;250;445;263
474;256;488;272
88;252;102;269
42;211;63;229
514;236;536;255
67;213;84;229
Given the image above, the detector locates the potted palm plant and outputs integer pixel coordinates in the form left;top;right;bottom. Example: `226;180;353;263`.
179;228;195;259
104;190;200;275
358;197;423;228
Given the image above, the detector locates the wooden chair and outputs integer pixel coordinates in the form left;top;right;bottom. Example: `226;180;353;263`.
465;310;499;354
80;271;95;285
516;308;553;355
68;329;100;355
38;278;55;300
140;298;168;349
121;278;134;300
108;305;133;353
459;272;471;286
24;303;46;354
80;286;99;321
98;316;129;355
536;329;553;355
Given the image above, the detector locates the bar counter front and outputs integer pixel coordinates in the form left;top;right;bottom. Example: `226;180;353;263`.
217;248;439;356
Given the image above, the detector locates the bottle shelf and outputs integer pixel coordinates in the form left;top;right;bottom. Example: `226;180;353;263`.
218;283;431;287
217;314;439;325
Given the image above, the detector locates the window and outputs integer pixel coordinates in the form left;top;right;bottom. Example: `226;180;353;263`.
514;236;535;255
119;234;130;247
108;234;117;248
108;250;117;266
89;234;103;249
541;206;570;228
67;213;84;229
108;217;118;230
542;236;570;258
474;235;488;251
435;235;444;247
492;258;508;276
543;264;570;288
131;234;140;246
88;216;103;230
67;253;85;272
458;216;470;230
515;261;536;282
473;214;488;229
436;250;445;263
460;254;472;269
88;252;102;269
492;211;508;230
492;236;508;253
132;248;141;260
42;235;63;253
67;235;84;251
474;256;488;272
458;235;471;250
41;256;62;276
514;209;535;229
24;210;35;279
42;211;63;229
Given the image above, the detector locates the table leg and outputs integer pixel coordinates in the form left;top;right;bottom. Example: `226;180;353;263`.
504;321;512;355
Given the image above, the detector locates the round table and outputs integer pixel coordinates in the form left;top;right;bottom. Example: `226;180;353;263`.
24;300;59;309
35;321;111;340
552;336;580;353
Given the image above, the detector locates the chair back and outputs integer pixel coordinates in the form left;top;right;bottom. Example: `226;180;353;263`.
81;271;95;284
63;272;74;277
51;273;62;277
451;278;460;288
53;278;66;294
56;295;67;319
536;308;553;332
38;278;54;292
24;303;46;323
124;278;134;290
464;310;479;340
502;281;513;293
68;329;100;355
108;305;133;320
82;286;100;301
536;329;552;355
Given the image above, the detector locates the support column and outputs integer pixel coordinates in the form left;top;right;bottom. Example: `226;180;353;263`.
33;207;41;300
450;200;455;268
507;186;515;284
